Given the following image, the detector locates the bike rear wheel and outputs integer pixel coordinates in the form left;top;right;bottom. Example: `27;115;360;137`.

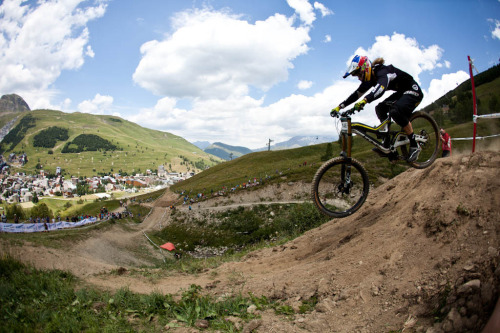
400;111;440;169
311;157;370;218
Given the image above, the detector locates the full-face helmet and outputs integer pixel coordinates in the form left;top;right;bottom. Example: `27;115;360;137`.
343;55;372;81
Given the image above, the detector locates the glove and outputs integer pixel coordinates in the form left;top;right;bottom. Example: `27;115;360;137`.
330;106;341;117
354;99;367;111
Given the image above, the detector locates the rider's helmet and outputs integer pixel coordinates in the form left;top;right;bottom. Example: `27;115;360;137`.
343;55;372;81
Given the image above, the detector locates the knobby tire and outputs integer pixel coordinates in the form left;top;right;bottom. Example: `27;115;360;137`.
401;111;440;169
311;157;369;218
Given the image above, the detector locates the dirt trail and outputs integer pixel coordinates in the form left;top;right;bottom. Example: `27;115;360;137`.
1;151;500;332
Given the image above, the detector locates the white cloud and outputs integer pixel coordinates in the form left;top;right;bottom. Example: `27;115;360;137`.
0;0;107;108
77;94;114;114
287;0;315;26
133;8;310;99
62;98;72;110
421;71;469;108
128;78;365;149
297;80;313;90
85;45;95;58
130;30;465;149
313;2;333;17
323;34;331;43
350;33;443;85
490;19;500;39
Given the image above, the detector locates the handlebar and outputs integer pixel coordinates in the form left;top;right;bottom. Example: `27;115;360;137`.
330;107;359;118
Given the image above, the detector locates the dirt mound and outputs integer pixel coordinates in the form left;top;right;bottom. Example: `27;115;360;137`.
1;151;499;332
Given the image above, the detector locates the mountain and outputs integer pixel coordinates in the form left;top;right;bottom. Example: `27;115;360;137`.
0;94;30;138
192;141;212;150
0;108;222;177
204;142;253;160
196;136;337;160
0;94;30;113
253;135;337;152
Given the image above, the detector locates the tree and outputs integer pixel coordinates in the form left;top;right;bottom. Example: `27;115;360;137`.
489;95;498;113
433;109;445;127
321;143;334;161
33;126;69;148
76;182;89;196
30;203;52;219
6;204;24;220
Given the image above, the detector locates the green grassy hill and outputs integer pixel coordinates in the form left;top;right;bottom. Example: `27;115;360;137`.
170;135;412;195
172;119;500;197
1;110;222;177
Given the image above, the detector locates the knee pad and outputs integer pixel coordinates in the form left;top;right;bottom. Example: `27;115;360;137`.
375;103;390;122
388;106;409;128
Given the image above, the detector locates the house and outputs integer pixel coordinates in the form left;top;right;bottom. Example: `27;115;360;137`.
22;192;33;203
125;179;147;188
158;165;167;178
63;181;76;193
9;193;20;203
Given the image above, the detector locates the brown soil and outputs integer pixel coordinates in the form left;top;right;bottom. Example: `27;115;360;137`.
1;151;500;332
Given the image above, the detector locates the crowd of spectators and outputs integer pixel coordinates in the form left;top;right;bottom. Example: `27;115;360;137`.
176;168;293;206
0;204;134;226
179;176;267;206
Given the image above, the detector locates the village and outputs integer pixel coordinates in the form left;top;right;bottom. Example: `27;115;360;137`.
0;162;193;205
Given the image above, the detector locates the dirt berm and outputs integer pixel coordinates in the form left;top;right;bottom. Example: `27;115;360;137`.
2;151;500;332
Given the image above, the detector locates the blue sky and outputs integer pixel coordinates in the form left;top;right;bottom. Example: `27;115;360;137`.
1;0;499;149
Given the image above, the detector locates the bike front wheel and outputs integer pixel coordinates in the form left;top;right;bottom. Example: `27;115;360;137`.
311;157;370;218
400;111;440;169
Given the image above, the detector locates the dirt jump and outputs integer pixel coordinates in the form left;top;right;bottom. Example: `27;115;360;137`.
1;151;499;332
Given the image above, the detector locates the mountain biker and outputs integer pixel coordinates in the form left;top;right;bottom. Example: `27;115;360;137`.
331;55;424;162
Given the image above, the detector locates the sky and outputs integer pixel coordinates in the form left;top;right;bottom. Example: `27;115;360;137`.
1;0;500;149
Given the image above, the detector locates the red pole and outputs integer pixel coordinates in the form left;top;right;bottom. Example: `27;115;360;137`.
468;55;477;153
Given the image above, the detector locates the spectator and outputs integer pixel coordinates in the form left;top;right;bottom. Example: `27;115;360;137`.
440;128;452;157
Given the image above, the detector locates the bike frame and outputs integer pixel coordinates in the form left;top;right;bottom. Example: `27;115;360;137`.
355;121;406;154
341;116;409;156
337;109;404;189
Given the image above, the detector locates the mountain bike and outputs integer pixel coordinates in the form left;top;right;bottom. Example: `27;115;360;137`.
311;106;440;218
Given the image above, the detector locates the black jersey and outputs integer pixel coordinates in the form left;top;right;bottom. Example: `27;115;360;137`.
341;64;419;107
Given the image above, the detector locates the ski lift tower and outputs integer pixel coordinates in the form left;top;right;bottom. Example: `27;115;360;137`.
267;138;274;151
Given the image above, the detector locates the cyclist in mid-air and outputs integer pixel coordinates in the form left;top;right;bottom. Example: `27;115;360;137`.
331;55;424;162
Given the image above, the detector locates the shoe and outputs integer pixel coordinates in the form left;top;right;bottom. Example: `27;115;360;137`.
407;145;421;162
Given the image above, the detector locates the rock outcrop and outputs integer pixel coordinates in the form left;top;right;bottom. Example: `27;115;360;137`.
0;94;30;113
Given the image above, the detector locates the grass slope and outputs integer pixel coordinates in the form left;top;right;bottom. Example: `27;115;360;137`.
3;110;222;176
171;135;412;196
172;119;500;196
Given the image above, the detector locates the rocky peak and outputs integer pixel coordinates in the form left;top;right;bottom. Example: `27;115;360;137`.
0;94;30;113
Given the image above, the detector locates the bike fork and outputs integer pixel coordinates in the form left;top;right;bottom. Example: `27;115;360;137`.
339;162;352;195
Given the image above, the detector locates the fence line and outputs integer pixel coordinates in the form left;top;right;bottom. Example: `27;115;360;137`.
452;133;500;141
0;217;97;233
